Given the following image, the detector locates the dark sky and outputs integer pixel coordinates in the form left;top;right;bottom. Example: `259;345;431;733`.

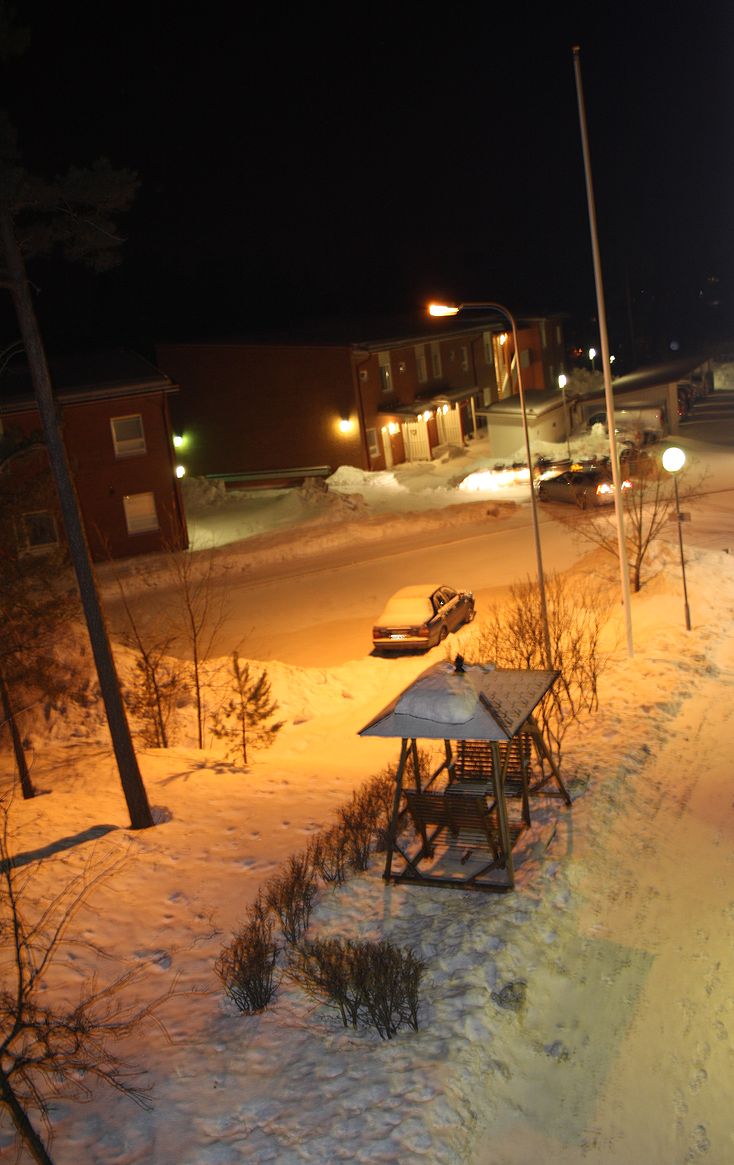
3;2;733;365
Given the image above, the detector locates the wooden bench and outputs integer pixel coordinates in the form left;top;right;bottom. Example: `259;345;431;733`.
402;789;502;865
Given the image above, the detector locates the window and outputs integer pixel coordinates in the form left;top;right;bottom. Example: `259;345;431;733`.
414;345;428;383
111;414;146;457
378;352;392;394
21;510;58;552
123;491;159;535
366;427;379;457
482;332;494;366
540;321;547;349
430;342;442;378
460;346;469;372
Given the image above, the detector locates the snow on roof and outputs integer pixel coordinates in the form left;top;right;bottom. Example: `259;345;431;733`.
376;584;442;623
359;660;559;740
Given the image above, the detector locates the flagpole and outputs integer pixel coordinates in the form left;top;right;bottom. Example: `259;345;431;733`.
573;44;634;657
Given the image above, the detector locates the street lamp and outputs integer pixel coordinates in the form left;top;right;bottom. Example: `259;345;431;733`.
558;373;572;462
588;347;597;371
428;300;552;667
662;446;691;631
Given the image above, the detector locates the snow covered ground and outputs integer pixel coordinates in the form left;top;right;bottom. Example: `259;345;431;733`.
2;371;734;1164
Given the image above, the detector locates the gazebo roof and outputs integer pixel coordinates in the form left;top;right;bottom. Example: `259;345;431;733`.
358;660;559;741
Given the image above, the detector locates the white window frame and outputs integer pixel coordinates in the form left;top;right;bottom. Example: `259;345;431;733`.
366;427;379;457
123;491;159;535
111;414;146;458
20;509;59;554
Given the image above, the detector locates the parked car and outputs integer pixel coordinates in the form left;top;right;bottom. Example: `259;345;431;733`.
537;468;633;509
372;583;475;653
587;403;665;445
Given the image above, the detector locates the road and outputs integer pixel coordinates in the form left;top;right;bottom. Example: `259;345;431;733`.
190;508;592;668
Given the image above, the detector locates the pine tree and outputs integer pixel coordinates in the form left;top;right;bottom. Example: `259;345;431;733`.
210;653;284;765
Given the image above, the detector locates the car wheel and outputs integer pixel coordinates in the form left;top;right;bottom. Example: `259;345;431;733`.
578;490;588;511
439;625;448;643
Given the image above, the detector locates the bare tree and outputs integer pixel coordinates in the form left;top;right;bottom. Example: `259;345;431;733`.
0;456;77;797
0;798;175;1164
554;454;706;592
464;571;612;766
0;10;152;827
109;569;187;748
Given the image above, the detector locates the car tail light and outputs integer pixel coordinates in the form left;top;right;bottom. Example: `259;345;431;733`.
596;481;613;496
621;478;632;490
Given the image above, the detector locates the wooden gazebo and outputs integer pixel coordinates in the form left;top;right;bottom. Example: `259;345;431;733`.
359;658;572;892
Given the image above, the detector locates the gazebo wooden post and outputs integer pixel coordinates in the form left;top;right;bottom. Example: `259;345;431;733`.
383;738;409;882
444;739;456;784
526;717;572;804
490;740;515;888
410;738;423;791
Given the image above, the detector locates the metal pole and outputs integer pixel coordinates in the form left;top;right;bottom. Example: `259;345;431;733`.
673;475;692;631
459;300;552;666
573;44;635;658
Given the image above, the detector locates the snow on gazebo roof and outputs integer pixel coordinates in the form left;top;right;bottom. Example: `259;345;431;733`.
358;659;559;741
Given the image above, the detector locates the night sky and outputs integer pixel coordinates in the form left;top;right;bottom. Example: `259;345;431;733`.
3;2;733;368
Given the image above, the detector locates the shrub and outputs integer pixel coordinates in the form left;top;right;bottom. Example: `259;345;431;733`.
289;937;425;1039
215;898;280;1013
308;826;350;886
262;852;318;945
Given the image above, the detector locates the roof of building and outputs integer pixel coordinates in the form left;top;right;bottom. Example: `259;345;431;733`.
156;308;567;352
0;348;177;412
574;355;709;403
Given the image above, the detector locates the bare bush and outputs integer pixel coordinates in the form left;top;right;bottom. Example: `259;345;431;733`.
308;826;350;886
0;801;175;1165
262;852;318;945
465;571;612;766
215;897;280;1014
289;937;425;1039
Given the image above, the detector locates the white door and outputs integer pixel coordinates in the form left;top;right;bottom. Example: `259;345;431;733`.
403;422;430;461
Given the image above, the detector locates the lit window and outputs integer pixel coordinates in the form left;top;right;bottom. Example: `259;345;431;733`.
378;352;392;394
430;342;442;378
366;427;379;457
111;414;146;458
123;492;159;535
415;345;427;382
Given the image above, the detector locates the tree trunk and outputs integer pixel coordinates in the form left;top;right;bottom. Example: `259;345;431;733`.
0;670;35;798
0;210;154;830
0;1067;56;1165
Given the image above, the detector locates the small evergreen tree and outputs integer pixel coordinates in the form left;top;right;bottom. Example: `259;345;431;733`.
210;652;283;765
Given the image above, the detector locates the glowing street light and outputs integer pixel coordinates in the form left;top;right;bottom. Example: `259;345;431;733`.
662;446;691;631
588;347;597;370
428;300;552;666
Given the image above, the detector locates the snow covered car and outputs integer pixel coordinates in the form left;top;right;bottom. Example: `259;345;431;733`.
537;468;632;509
372;584;475;654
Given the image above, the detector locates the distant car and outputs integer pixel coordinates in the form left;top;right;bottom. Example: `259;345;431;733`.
372;583;475;654
536;468;632;509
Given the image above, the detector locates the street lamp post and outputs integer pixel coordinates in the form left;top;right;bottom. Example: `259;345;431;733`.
428;300;553;667
588;347;597;371
662;446;691;631
558;373;572;462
